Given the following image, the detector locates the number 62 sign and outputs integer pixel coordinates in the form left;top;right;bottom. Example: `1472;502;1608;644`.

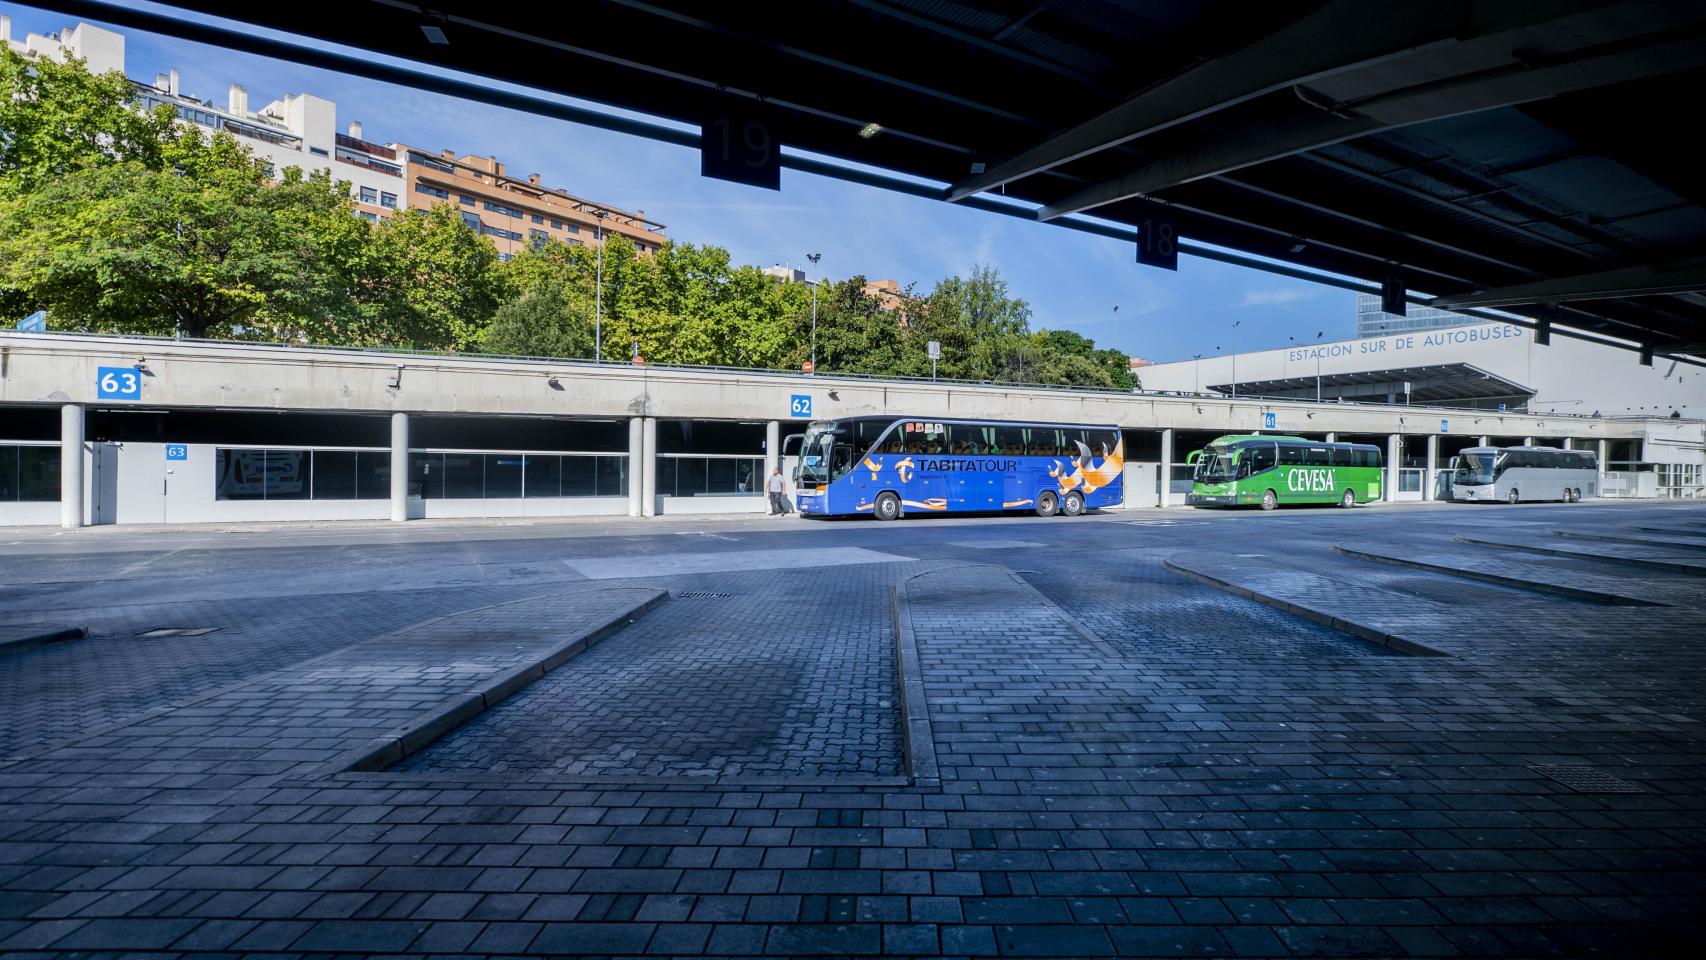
97;366;142;400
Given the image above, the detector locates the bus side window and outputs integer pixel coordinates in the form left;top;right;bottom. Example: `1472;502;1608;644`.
1089;429;1119;455
1026;428;1061;456
1304;447;1331;467
1245;444;1276;475
948;423;987;454
1278;444;1305;466
1062;428;1089;453
992;425;1026;455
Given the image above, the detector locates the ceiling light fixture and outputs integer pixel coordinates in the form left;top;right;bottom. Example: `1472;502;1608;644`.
858;122;883;139
420;24;449;45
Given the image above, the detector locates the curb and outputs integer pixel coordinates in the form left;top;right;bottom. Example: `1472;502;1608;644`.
889;583;941;788
1332;544;1658;607
1547;528;1706;554
1455;533;1706;576
1162;557;1447;657
327;589;670;774
0;626;86;658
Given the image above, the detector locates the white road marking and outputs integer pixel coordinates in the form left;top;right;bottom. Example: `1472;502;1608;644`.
563;546;912;580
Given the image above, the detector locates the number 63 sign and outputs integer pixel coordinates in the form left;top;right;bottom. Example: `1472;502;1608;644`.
97;366;142;400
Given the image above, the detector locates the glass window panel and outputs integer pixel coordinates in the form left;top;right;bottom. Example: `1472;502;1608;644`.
355;451;389;499
1278;445;1306;466
1026;428;1062;456
0;446;18;500
216;449;267;500
1090;429;1119;455
648;456;673;498
485;453;524;498
524;454;562;498
312;450;358;500
441;453;483;498
408;452;443;498
264;450;310;500
707;458;741;494
1062;428;1089;452
17;446;59;502
600;456;629;497
563;456;597;496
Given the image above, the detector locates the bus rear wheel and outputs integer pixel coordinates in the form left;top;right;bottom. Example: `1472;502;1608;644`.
1507;488;1520;504
1340;489;1356;509
1035;492;1058;518
1261;489;1278;511
874;492;901;521
1061;490;1085;517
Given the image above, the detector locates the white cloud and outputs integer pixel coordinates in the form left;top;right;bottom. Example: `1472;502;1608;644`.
1235;287;1320;307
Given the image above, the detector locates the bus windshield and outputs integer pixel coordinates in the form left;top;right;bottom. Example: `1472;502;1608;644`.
1453;452;1496;485
798;426;834;485
1194;445;1237;483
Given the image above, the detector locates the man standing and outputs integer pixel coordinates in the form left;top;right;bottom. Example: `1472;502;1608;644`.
767;466;788;516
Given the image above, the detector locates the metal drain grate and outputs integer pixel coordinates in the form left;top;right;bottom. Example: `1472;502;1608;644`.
675;591;733;600
1530;765;1645;793
137;627;220;639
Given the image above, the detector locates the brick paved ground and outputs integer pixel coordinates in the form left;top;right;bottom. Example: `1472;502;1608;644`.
0;501;1703;957
399;566;908;782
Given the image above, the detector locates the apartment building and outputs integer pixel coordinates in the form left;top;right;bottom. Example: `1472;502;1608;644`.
399;148;666;260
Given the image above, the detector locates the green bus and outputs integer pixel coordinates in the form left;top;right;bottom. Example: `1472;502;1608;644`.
1187;434;1383;510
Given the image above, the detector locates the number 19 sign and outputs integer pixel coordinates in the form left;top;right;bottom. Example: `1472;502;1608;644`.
97;366;142;400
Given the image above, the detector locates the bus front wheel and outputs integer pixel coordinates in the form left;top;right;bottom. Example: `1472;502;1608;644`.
1508;488;1520;504
1339;489;1355;509
1261;489;1279;511
1061;490;1085;517
874;492;901;521
1035;492;1058;518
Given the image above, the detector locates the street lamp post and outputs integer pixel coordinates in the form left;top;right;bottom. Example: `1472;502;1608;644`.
1231;321;1241;399
1312;329;1324;402
594;209;607;363
807;253;822;370
1192;353;1203;394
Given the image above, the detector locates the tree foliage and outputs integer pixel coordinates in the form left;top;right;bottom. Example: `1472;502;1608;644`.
0;47;1139;388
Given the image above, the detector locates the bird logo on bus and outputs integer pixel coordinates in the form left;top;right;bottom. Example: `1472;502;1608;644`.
1048;439;1125;494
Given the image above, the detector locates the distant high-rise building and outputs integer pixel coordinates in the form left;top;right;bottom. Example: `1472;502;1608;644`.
1355;292;1474;338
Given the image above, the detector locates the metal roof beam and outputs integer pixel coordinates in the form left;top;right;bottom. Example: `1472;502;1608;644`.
946;0;1471;201
1037;28;1706;220
1431;258;1706;308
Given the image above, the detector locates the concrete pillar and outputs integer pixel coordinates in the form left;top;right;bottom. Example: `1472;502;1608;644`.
1523;436;1534;446
628;417;644;517
1480;435;1491;447
764;420;780;485
1324;432;1336;443
1385;433;1400;502
1425;434;1439;501
389;412;409;522
1597;438;1608;487
640;417;658;516
60;404;83;529
1159;427;1174;508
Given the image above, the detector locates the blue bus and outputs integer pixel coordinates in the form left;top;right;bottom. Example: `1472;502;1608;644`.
790;416;1125;520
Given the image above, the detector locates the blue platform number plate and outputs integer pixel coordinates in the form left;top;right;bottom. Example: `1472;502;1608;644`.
165;444;188;461
790;394;812;418
1262;412;1277;429
97;366;142;400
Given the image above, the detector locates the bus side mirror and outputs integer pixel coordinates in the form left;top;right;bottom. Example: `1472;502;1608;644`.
1185;450;1201;464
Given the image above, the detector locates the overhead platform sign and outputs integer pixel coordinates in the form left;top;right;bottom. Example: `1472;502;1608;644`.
1135;202;1177;271
702;105;780;190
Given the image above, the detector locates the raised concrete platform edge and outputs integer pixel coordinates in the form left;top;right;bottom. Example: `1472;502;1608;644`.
891;577;941;788
1455;532;1706;575
1332;544;1658;606
0;625;86;657
330;588;669;774
1548;528;1706;552
1163;555;1448;657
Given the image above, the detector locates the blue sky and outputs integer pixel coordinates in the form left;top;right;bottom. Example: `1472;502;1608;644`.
8;2;1360;362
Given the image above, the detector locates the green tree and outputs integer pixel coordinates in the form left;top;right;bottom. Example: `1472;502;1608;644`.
0;130;361;338
0;46;175;195
482;279;594;358
361;204;502;350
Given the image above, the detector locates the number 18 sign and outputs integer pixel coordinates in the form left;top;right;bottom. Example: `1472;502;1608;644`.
97;366;142;400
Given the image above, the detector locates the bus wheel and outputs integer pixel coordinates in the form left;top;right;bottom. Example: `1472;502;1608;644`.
1339;489;1355;509
1262;489;1279;511
1061;490;1085;517
1035;492;1059;518
1507;488;1520;504
874;492;901;521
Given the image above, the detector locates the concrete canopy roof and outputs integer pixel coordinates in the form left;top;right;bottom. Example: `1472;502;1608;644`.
71;1;1706;357
1209;363;1536;403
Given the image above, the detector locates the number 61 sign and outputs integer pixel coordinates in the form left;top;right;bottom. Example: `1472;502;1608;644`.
97;366;142;400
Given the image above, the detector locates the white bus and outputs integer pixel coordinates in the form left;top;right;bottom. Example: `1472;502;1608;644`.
1448;446;1597;503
